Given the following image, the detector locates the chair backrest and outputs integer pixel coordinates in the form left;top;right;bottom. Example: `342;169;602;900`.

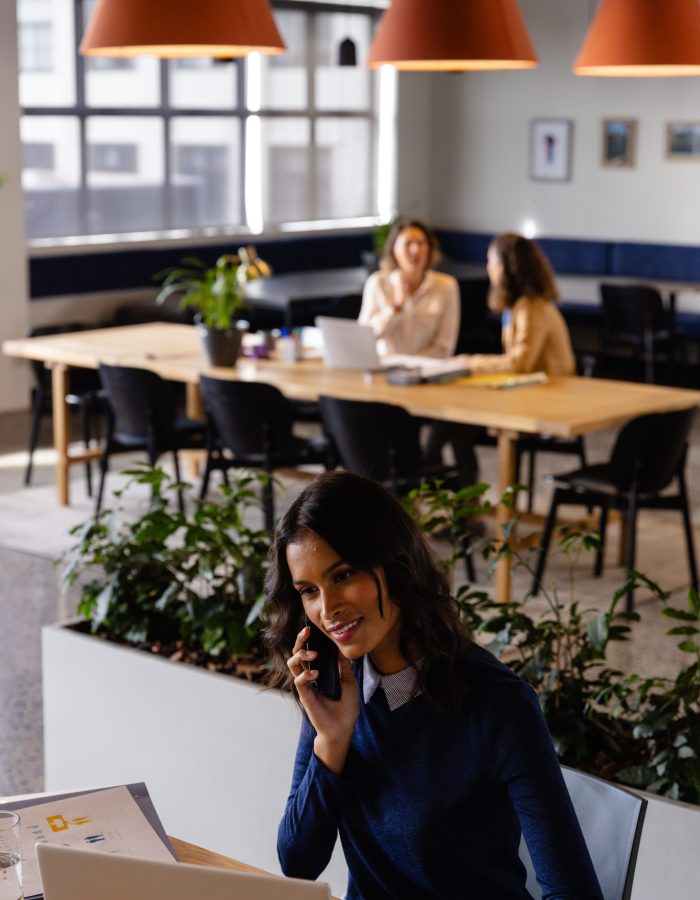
199;376;296;457
455;277;494;354
318;395;422;484
27;324;101;394
600;283;667;340
325;293;363;320
98;364;178;442
608;407;695;493
519;767;647;900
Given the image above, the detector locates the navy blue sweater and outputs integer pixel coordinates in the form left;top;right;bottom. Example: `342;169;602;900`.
278;644;602;900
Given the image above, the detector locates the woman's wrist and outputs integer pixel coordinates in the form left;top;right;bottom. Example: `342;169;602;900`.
314;734;352;776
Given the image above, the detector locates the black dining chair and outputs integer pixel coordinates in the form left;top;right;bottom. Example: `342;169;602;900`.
96;364;209;514
199;376;334;531
24;324;107;496
531;407;698;611
600;283;675;384
511;354;597;513
318;395;476;582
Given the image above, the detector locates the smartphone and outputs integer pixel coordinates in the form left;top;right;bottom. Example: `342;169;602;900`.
305;617;341;701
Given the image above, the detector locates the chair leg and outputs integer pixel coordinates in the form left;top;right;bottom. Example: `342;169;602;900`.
95;441;111;515
594;500;609;578
624;487;639;613
460;536;476;584
526;450;536;513
24;392;44;486
679;475;699;591
262;474;275;532
79;406;93;498
172;451;184;514
199;449;216;499
531;488;562;596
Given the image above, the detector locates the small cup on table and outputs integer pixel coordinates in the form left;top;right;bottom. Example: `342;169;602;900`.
0;811;22;900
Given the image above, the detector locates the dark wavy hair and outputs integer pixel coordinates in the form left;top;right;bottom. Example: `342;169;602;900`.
488;232;559;311
263;472;473;713
380;218;440;274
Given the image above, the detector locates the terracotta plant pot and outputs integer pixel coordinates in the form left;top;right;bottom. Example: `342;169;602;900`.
198;323;244;367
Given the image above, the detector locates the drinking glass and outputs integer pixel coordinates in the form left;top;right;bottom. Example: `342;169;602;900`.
0;812;22;900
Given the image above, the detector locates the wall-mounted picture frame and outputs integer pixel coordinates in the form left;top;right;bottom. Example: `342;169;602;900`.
666;122;700;159
530;119;572;181
601;118;637;168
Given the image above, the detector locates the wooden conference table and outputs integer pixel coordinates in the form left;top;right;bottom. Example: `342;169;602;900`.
5;322;700;601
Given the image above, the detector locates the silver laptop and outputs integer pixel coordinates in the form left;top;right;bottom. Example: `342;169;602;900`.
36;843;332;900
316;316;383;370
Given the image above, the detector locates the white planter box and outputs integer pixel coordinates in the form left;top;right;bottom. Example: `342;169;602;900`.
43;624;700;899
42;623;348;895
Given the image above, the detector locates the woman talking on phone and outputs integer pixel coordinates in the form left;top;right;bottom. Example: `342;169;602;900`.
264;472;602;900
358;219;460;358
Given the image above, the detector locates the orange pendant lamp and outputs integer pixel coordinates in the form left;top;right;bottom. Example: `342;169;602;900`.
574;0;700;76
367;0;538;71
79;0;285;58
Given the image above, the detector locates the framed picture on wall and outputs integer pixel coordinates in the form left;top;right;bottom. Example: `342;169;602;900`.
529;119;572;181
601;118;637;167
666;122;700;158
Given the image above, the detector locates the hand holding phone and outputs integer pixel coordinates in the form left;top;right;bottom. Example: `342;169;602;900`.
305;617;341;701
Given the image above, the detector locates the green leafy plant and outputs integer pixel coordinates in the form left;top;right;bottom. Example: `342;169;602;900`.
155;254;247;330
61;466;272;663
408;480;700;804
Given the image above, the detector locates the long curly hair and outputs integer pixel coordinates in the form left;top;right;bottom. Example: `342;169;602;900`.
263;472;473;713
488;232;559;311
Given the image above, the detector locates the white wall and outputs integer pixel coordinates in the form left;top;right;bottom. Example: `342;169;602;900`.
0;0;30;413
424;0;700;245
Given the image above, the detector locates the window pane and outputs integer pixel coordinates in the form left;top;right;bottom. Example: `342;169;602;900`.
170;117;242;229
168;58;237;110
82;0;160;107
18;0;76;107
314;13;372;112
260;10;307;111
21;115;81;238
316;118;372;219
85;117;165;234
261;118;311;223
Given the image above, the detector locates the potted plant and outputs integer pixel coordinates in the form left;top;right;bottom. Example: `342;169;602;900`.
156;254;249;367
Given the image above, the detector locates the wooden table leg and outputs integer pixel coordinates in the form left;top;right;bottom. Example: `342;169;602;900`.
496;430;518;602
51;363;70;506
185;382;203;478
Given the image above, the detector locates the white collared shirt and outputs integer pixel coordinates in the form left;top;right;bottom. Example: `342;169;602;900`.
362;655;422;712
358;269;460;358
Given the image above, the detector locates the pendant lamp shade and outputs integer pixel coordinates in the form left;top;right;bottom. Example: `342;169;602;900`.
574;0;700;76
79;0;285;58
367;0;538;71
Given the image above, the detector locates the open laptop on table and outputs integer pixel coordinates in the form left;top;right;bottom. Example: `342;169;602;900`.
316;317;470;383
36;843;332;900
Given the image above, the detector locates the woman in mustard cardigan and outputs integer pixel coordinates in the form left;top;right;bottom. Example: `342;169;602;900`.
427;233;575;483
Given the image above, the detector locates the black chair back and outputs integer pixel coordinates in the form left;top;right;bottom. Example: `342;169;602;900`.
98;364;179;445
609;407;695;494
199;376;297;457
318;395;423;482
455;277;498;354
600;283;667;341
28;324;101;395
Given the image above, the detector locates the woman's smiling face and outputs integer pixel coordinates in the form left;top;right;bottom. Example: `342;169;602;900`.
286;529;405;674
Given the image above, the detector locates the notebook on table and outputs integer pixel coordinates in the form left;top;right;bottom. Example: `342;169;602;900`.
36;843;333;900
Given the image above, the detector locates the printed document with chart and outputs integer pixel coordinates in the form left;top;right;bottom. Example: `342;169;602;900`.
13;785;173;899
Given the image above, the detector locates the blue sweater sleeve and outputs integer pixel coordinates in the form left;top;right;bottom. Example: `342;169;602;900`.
489;682;603;900
277;714;351;880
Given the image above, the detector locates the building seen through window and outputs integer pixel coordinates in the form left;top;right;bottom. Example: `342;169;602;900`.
17;0;386;242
